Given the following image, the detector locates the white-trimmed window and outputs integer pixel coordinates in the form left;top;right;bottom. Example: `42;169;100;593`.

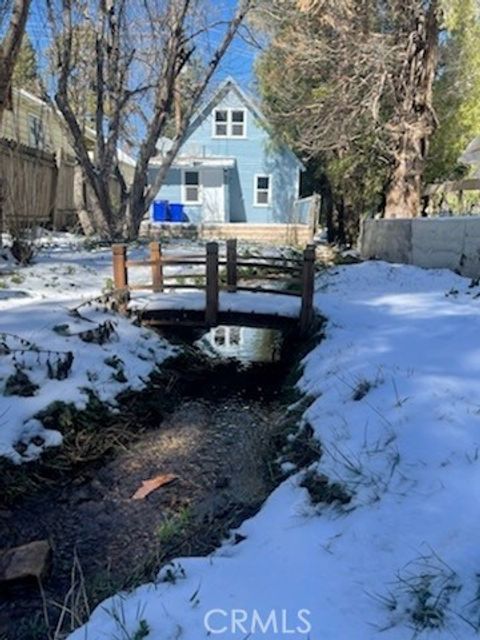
213;108;246;138
183;170;201;204
230;110;245;137
214;109;228;137
254;175;271;207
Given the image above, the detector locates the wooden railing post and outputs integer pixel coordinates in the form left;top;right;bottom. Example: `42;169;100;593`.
205;241;219;326
150;241;164;293
299;244;316;334
112;244;128;290
226;238;237;293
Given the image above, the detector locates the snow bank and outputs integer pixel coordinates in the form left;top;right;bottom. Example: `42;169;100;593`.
0;237;174;463
68;261;480;639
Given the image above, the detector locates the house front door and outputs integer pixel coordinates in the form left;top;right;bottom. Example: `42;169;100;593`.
202;168;225;223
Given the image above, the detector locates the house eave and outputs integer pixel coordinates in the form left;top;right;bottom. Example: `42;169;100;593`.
150;156;236;169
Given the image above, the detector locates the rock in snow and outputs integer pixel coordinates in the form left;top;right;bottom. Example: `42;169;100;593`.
0;540;51;586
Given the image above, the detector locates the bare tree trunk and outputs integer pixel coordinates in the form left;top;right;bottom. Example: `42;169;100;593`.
335;196;347;246
384;2;439;218
0;0;31;124
126;0;251;239
73;166;108;236
0;0;31;248
384;148;424;218
50;0;251;241
318;174;335;243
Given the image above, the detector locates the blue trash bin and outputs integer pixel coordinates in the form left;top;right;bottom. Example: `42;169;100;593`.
169;203;185;222
153;200;170;222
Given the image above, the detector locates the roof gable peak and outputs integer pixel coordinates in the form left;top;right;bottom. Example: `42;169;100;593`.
194;76;264;125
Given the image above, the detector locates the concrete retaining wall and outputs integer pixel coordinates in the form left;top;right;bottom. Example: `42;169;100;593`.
142;222;314;247
200;223;313;246
361;217;480;278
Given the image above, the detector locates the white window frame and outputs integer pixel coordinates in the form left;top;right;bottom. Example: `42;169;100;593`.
254;174;272;207
229;109;246;138
182;169;202;205
212;109;229;138
212;108;247;139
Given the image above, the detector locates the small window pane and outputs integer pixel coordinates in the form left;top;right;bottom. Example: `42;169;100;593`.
257;176;269;190
215;123;228;136
214;327;226;346
256;191;269;205
231;124;244;136
231;110;244;123
215;110;228;122
229;327;241;345
185;171;199;186
185;186;199;202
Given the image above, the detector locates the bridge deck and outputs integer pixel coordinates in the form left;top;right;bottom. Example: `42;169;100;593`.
130;290;301;329
112;240;316;333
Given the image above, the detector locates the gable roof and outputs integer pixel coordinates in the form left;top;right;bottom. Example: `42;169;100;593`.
188;77;304;169
195;76;264;123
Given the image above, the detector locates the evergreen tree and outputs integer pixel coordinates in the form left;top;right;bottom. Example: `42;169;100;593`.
255;2;393;241
255;0;480;232
12;33;39;92
426;0;480;183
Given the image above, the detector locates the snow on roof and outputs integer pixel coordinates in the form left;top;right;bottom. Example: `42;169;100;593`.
173;157;235;168
157;136;173;152
17;88;50;108
116;147;136;167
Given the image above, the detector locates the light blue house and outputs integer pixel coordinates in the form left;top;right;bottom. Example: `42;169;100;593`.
148;78;308;226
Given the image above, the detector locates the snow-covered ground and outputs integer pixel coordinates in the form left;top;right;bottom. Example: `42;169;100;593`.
0;234;299;463
67;260;480;640
0;234;174;463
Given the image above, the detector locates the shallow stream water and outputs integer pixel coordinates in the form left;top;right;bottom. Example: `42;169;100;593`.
0;326;298;640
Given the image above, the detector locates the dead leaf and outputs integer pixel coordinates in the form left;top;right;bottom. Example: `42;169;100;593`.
132;474;177;500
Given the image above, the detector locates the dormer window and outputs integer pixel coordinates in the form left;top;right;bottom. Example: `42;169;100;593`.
231;110;245;137
213;108;246;138
214;110;228;137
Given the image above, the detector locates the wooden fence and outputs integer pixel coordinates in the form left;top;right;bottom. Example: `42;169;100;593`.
112;239;316;333
0;140;77;234
0;139;56;233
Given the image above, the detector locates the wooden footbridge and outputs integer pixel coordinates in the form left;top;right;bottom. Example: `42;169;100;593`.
112;240;317;334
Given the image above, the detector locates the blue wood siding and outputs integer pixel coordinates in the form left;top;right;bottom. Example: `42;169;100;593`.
148;166;203;223
149;83;304;224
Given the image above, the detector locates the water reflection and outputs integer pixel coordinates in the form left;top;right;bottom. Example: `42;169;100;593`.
198;326;283;364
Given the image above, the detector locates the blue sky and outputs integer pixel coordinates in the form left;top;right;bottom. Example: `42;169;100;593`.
24;0;260;95
214;0;259;91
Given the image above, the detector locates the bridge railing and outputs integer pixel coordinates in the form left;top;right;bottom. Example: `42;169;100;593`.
112;239;316;332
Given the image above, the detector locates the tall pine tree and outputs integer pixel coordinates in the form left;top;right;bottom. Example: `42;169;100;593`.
256;0;480;230
426;0;480;182
12;33;39;93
